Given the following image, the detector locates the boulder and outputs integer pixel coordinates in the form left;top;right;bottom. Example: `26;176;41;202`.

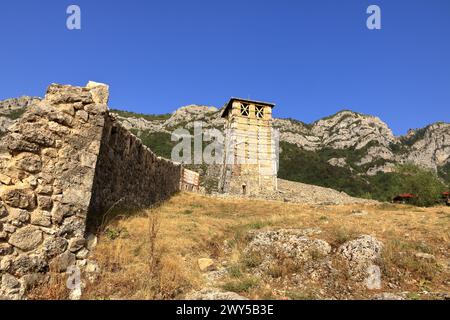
244;229;331;270
337;235;383;288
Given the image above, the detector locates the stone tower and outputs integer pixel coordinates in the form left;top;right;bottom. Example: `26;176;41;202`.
219;98;278;196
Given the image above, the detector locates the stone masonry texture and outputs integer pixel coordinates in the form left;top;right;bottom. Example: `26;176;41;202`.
0;82;182;299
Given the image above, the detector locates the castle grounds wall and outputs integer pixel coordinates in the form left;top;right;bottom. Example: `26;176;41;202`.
87;114;182;228
0;82;183;299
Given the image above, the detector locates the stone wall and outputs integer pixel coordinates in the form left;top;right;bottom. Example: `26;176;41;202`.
87;115;182;229
0;82;183;299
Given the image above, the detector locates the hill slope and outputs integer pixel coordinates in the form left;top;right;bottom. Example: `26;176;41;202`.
31;193;450;300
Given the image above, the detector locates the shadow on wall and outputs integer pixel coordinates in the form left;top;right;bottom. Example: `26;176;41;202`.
86;113;183;232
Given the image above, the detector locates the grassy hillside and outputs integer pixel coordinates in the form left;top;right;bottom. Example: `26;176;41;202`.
31;193;450;300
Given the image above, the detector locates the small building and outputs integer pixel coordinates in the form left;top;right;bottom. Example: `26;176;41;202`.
441;192;450;206
392;193;417;204
218;98;278;196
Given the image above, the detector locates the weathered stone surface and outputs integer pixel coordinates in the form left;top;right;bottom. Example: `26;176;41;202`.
86;81;109;105
15;153;42;173
37;196;53;211
0;202;8;218
85;234;98;251
76;110;89;123
50;251;76;272
0;174;12;186
20;125;55;147
3;134;40;153
1;274;20;292
0;82;184;300
244;229;331;271
36;185;53;196
0;243;13;256
68;238;86;253
2;224;16;233
87;115;182;229
20;273;48;291
7;209;30;224
30;211;52;227
56;216;85;238
75;248;89;260
84;260;100;273
0;231;7;241
10;254;48;276
337;235;383;287
42;237;68;258
8;226;43;251
1;189;36;210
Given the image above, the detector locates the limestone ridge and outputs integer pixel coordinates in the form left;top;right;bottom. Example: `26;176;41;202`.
112;107;449;176
0;83;183;299
1;96;449;178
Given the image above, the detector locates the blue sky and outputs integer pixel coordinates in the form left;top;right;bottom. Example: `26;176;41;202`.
1;0;449;135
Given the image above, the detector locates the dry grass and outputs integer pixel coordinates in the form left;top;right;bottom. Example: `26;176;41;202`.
77;192;450;300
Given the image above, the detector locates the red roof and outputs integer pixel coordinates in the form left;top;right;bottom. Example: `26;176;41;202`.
442;192;450;196
397;193;417;199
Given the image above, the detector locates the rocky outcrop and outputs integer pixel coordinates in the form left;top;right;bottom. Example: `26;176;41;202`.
242;229;384;291
244;229;331;273
337;235;383;289
0;82;184;299
0;97;41;116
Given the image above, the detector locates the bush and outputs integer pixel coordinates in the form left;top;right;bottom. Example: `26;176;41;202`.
370;164;447;206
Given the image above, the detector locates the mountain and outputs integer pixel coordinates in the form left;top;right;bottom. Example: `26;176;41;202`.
1;97;449;200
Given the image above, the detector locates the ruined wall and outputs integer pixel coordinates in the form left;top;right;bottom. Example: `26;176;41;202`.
0;82;183;299
0;83;107;299
87;115;182;228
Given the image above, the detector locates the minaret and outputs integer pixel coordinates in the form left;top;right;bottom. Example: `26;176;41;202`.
219;98;278;195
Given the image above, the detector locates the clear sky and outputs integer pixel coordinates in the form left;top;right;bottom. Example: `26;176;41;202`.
1;0;449;135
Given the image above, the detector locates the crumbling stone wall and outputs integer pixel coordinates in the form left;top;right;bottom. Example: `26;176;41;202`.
0;83;107;299
0;82;183;299
87;115;182;228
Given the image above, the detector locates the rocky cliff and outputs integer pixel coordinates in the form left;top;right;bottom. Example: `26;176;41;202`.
113;106;450;178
